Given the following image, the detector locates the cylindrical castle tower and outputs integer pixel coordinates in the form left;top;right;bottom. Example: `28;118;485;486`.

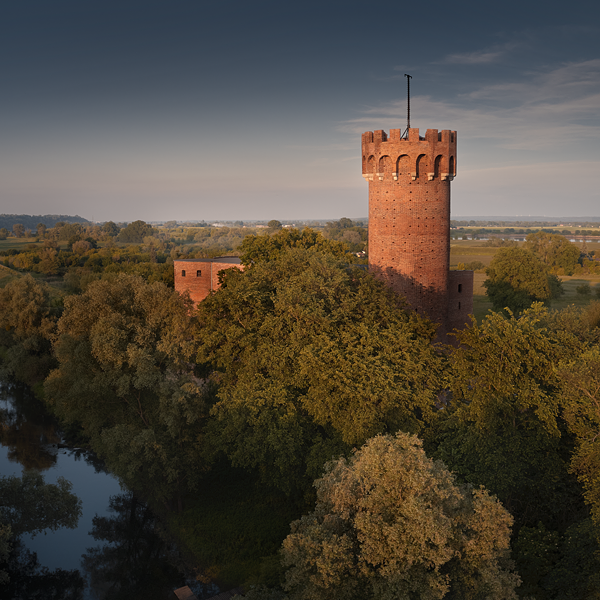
362;127;458;334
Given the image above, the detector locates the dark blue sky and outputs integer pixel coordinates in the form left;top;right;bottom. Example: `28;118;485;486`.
1;1;598;221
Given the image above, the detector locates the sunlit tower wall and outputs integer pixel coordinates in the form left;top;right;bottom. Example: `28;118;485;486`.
362;127;471;337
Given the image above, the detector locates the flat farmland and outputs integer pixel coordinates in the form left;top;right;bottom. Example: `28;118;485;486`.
450;241;498;269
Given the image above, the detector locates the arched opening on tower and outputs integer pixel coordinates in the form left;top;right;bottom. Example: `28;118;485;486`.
367;155;376;173
416;154;429;179
396;154;409;177
434;155;443;178
378;155;392;173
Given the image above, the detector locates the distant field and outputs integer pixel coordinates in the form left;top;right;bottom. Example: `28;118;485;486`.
0;237;39;251
450;241;503;270
552;275;600;311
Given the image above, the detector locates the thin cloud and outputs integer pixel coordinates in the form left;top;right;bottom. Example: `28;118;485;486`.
441;50;504;65
438;42;519;65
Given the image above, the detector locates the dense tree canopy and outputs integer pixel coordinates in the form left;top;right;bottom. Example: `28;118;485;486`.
238;228;350;267
44;274;207;508
439;305;585;529
195;248;441;492
0;275;59;385
281;432;520;600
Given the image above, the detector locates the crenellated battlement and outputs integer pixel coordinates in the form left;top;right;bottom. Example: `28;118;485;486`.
362;128;457;181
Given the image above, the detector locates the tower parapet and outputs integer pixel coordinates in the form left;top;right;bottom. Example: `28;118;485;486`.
362;127;470;337
362;128;457;183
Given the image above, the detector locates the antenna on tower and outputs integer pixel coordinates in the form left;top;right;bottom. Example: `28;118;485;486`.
401;74;412;139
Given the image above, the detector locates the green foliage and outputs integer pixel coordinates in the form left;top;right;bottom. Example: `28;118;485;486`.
438;305;585;529
525;231;581;275
101;221;120;236
171;462;301;586
195;248;440;493
0;275;58;385
238;228;350;267
116;220;156;243
12;224;25;238
0;470;81;537
576;282;592;296
558;348;600;535
484;247;561;314
44;274;206;507
513;519;600;600
281;432;520;600
268;220;283;230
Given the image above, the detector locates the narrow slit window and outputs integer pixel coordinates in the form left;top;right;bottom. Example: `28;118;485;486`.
458;302;461;310
181;270;186;277
196;270;202;277
458;284;462;293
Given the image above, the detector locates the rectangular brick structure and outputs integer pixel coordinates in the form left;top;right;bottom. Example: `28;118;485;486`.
174;256;243;306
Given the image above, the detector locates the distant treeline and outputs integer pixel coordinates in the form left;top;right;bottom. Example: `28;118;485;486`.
0;214;90;231
452;219;600;228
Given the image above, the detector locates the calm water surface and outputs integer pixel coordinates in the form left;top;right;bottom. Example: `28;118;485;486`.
0;383;217;600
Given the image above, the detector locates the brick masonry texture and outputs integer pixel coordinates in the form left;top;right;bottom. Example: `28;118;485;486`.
362;127;473;337
174;257;243;306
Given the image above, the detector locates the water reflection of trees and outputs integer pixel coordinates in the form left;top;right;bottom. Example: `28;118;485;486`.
0;382;111;475
0;470;85;599
0;383;60;471
0;539;84;600
82;493;184;600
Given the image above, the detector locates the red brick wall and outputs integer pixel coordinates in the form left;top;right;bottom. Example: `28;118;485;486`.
363;127;457;333
174;259;243;306
447;270;474;334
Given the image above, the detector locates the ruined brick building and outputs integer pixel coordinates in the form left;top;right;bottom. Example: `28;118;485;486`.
362;127;473;336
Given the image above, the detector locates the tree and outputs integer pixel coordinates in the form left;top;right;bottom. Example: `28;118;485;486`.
268;220;283;230
0;274;58;385
438;304;585;530
0;228;8;240
195;248;441;493
12;224;25;238
484;247;561;314
524;231;581;274
44;274;207;509
101;221;120;237
281;432;520;600
36;223;47;238
116;220;156;243
558;348;600;535
239;228;350;267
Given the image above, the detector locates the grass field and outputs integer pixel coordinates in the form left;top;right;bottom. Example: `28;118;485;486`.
0;236;39;251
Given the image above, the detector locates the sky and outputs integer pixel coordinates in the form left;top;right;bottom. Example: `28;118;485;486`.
1;0;599;223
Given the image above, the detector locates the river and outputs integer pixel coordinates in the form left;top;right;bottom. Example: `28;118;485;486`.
0;382;219;600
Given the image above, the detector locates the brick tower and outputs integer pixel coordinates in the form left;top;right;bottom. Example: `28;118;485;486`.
362;127;472;336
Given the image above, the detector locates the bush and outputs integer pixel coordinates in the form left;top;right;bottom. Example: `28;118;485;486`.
576;283;592;297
